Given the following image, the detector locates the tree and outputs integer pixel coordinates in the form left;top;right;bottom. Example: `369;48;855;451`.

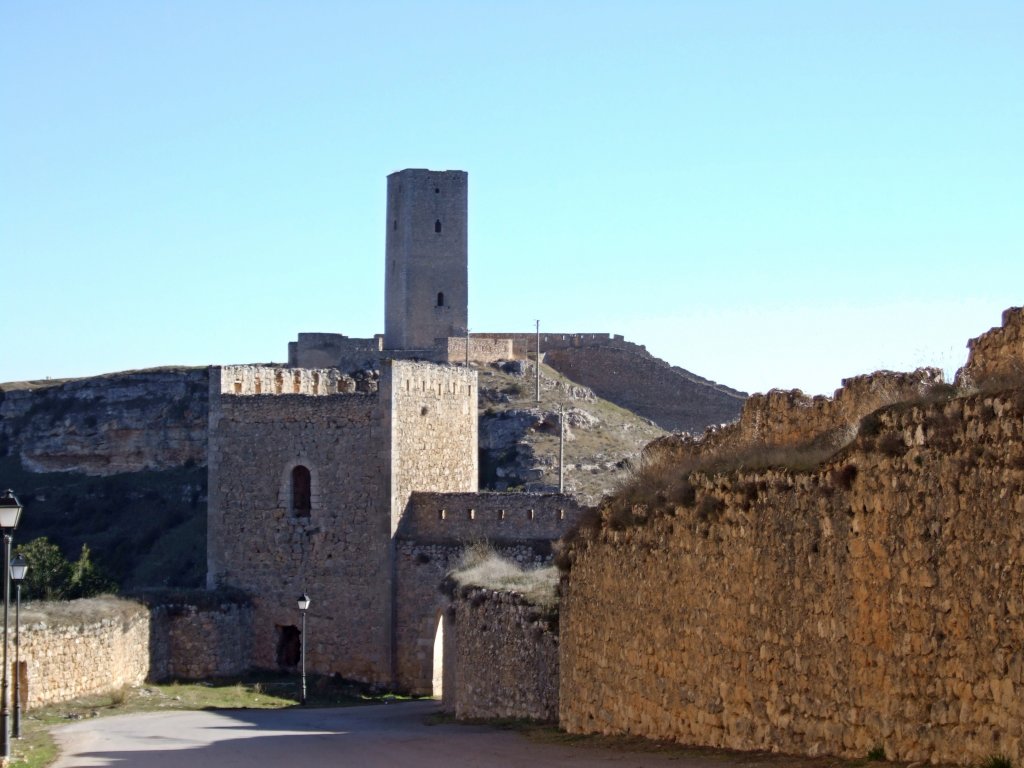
13;538;116;601
15;537;71;601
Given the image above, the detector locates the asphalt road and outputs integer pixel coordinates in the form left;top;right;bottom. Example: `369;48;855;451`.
52;700;706;767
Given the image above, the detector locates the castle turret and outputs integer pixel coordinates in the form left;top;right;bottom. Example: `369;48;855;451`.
384;169;468;351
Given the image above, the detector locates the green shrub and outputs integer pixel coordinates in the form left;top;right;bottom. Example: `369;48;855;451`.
867;746;886;761
980;755;1014;768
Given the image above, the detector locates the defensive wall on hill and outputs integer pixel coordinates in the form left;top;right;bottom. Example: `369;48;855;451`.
559;308;1024;766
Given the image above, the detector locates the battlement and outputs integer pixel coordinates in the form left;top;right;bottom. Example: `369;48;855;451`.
398;491;588;542
472;332;637;359
218;365;359;396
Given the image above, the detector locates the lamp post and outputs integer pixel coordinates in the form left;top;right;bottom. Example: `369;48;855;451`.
297;594;310;705
0;490;24;761
10;556;27;740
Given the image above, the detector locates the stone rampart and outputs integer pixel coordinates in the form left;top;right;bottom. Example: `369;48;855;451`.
561;389;1024;765
440;337;514;365
394;537;556;696
400;491;586;542
956;307;1024;389
648;367;946;464
287;333;384;371
141;590;254;681
446;587;559;722
19;597;150;707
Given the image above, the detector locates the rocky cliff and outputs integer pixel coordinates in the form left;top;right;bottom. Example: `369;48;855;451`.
1;367;208;475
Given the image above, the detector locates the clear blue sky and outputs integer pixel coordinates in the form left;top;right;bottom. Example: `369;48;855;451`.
3;2;1021;396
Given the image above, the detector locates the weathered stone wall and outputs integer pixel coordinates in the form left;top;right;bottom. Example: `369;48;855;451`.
20;598;150;707
393;537;555;696
446;587;559;722
383;361;478;532
649;367;946;464
561;389;1024;765
957;307;1024;388
0;367;208;475
441;336;514;365
400;491;586;542
287;333;384;371
207;366;393;684
142;591;254;681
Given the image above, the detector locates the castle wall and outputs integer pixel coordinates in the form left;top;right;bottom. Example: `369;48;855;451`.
385;169;468;350
207;366;392;684
393;537;556;696
440;336;514;365
220;364;356;395
956;306;1024;388
383;361;478;534
445;587;560;722
287;333;384;372
144;592;254;681
560;390;1024;765
20;598;150;708
400;491;585;541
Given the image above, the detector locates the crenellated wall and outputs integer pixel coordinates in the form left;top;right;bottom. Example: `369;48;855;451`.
399;491;586;542
560;388;1024;765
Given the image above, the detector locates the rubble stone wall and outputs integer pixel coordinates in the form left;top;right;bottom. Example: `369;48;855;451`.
147;596;254;680
19;598;150;708
561;390;1024;765
400;491;586;542
957;307;1024;388
446;587;559;722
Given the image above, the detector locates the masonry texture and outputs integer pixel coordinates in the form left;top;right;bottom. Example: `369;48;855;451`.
560;385;1024;765
20;598;150;707
445;587;560;722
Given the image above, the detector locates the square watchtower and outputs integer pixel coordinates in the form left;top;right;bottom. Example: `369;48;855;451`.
384;169;468;351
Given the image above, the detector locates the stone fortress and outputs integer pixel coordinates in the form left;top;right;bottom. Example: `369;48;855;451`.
208;169;589;693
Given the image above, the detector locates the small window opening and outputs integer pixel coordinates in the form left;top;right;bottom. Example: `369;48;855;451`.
435;219;442;234
437;292;444;307
499;509;506;521
254;379;262;394
393;219;397;230
469;509;475;520
233;382;242;394
528;509;535;521
292;465;311;516
434;187;440;193
558;508;565;520
439;509;447;520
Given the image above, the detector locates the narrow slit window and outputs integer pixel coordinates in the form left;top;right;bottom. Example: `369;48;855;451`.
291;466;311;517
435;219;442;234
437;292;444;307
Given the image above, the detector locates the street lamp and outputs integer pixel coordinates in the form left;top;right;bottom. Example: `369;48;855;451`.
297;594;310;705
10;556;27;739
0;489;24;761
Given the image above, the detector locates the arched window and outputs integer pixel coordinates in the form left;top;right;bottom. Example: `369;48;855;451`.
434;219;442;234
292;465;311;516
437;292;444;307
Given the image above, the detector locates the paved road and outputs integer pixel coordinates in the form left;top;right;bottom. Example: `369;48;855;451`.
52;700;703;767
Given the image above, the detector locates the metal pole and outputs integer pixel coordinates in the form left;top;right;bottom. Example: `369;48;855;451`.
559;404;565;494
535;320;541;403
1;533;11;760
300;610;307;706
12;583;20;739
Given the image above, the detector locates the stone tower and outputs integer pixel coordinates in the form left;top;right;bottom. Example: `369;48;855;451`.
384;169;468;351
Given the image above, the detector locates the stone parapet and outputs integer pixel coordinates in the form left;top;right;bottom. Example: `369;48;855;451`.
399;492;585;542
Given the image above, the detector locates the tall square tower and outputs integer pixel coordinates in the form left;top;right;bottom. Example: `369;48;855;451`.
384;169;468;351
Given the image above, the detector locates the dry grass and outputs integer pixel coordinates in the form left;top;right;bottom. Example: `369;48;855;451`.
448;544;559;610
